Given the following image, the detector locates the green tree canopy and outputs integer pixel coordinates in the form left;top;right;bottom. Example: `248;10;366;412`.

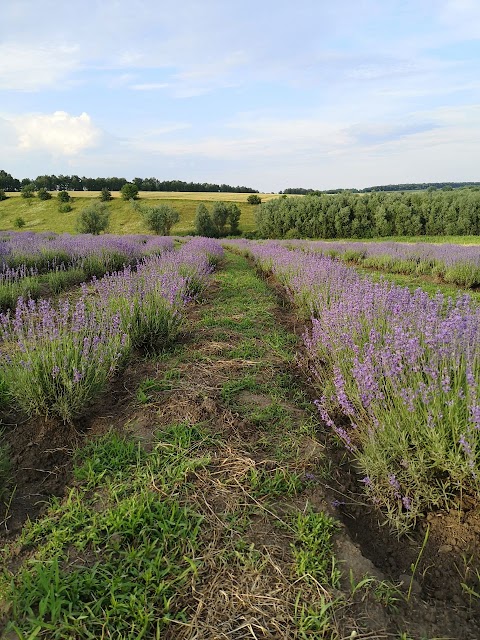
21;183;36;198
194;203;217;237
57;190;71;203
37;188;52;201
121;183;139;201
99;188;112;202
76;202;110;235
140;203;180;235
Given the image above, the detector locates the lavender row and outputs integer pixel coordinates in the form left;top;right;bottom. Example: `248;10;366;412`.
0;238;223;422
231;239;480;531
0;231;174;274
0;233;175;312
284;239;480;288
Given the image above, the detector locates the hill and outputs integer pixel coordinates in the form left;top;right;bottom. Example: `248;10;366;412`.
0;191;278;235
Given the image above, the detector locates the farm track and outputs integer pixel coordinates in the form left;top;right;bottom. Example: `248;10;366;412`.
1;250;480;638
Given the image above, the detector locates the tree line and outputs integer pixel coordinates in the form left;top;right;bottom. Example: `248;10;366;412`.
0;170;258;194
255;190;480;238
281;182;480;195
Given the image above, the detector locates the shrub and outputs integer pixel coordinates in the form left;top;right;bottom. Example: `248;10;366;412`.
1;297;129;421
58;203;73;213
57;190;71;203
99;188;112;202
14;217;26;229
247;194;262;205
0;190;7;201
121;183;139;201
37;188;52;201
21;183;35;198
140;204;180;235
76;202;110;235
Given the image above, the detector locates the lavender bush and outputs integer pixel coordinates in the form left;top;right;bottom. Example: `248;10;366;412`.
232;240;480;531
0;297;129;421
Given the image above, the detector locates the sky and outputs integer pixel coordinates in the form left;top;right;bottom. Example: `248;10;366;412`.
1;0;480;192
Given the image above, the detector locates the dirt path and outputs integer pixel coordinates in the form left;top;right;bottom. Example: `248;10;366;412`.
2;250;479;639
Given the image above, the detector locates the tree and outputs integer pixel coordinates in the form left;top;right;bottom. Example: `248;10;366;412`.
211;202;230;236
37;188;52;201
76;202;110;235
227;203;241;235
99;188;112;202
121;183;139;201
247;194;262;205
194;203;217;237
0;170;20;191
140;204;180;235
21;183;36;198
57;190;71;203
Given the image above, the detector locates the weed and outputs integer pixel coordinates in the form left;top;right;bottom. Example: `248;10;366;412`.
291;506;341;587
136;370;180;403
248;467;303;497
294;593;337;639
220;374;259;403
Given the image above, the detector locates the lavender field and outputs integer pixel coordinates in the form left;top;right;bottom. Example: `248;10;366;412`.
1;233;479;639
284;238;480;288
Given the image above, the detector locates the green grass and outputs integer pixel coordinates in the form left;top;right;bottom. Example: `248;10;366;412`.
290;507;341;587
0;192;277;235
1;425;210;638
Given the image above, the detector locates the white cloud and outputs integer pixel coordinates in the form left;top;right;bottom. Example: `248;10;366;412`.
0;43;79;90
12;111;101;155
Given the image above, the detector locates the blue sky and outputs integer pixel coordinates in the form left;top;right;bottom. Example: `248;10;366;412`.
0;0;479;191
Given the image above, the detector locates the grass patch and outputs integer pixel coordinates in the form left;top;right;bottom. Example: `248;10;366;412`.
1;424;212;638
248;466;303;497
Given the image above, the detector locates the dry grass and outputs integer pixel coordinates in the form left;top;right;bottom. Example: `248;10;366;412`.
167;447;344;640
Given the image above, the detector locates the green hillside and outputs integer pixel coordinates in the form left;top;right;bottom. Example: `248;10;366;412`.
0;192;278;235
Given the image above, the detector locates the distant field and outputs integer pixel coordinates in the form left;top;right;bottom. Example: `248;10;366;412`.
5;191;278;202
0;192;277;234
